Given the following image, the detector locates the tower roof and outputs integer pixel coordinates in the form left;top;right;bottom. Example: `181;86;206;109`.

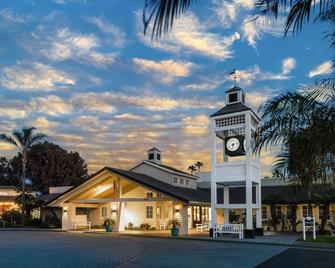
225;85;245;93
210;102;251;117
147;147;161;152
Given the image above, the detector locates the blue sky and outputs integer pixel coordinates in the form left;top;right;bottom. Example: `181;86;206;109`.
0;0;333;176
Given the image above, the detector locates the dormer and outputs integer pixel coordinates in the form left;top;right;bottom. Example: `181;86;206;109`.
147;147;161;164
225;86;246;105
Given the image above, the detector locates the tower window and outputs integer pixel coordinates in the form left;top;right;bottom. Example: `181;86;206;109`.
148;153;154;160
242;93;245;103
229;93;238;103
157;154;161;160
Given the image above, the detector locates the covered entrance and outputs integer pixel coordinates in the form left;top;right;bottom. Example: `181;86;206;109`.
192;206;210;227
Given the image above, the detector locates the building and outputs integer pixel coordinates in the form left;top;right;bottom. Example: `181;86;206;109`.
0;186;19;215
47;148;210;234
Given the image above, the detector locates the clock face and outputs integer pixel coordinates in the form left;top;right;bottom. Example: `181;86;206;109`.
226;137;240;152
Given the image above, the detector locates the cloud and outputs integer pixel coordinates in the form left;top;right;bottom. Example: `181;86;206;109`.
241;15;284;48
139;12;240;60
39;28;116;67
85;16;126;48
281;57;296;75
33;117;58;129
308;60;333;77
133;58;195;84
30;95;73;116
180;81;221;91
182;114;209;136
0;8;32;26
0;108;27;118
114;113;145;120
0;62;75;91
71;93;116;113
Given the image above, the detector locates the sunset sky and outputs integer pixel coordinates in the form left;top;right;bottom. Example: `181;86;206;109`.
0;0;332;176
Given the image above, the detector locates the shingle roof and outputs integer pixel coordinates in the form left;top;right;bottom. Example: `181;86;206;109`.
147;147;161;152
210;102;251;117
47;167;208;205
147;161;196;178
225;86;245;93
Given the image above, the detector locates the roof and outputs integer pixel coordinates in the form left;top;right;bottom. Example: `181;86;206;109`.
149;161;197;178
37;193;64;204
47;167;207;205
0;196;16;202
0;185;16;190
147;147;161;152
210;102;251;117
225;86;244;93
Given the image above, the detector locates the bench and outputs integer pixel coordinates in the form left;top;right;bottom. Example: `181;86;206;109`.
214;224;244;239
196;221;210;232
72;220;91;230
159;219;169;230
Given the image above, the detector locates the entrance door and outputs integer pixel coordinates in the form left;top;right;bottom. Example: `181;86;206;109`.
192;206;210;227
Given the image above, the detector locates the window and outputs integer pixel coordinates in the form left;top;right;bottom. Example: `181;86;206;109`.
287;205;296;219
242;93;245;103
101;206;108;218
148;153;154;160
262;206;267;219
157;154;161;160
76;208;88;215
173;177;178;183
229;93;238;103
179;178;184;184
146;192;154;198
185;179;190;185
319;205;330;220
276;206;282;217
146;206;153;219
302;205;308;218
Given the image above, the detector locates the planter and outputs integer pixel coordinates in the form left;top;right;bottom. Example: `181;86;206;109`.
171;227;179;237
105;225;113;232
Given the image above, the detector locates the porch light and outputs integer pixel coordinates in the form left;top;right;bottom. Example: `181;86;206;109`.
175;209;180;213
63;207;68;213
112;209;117;214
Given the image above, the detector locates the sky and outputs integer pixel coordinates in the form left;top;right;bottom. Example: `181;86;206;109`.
0;0;333;177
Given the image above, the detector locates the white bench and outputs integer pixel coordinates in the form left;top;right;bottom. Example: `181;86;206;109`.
72;220;91;230
214;224;244;239
159;219;169;230
196;221;210;232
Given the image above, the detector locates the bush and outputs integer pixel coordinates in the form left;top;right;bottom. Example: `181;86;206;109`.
45;214;61;228
1;209;22;226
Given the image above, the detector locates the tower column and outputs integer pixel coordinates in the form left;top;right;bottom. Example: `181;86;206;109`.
223;186;229;224
210;120;217;231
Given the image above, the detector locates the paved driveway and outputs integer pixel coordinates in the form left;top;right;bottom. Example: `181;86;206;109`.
0;231;334;268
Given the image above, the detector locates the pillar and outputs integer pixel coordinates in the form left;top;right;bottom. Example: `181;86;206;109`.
180;205;189;235
245;113;254;238
224;186;229;224
61;203;74;230
210;120;217;229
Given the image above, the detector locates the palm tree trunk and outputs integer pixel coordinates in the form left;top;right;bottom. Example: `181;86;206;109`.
320;204;330;234
21;151;26;225
270;204;277;232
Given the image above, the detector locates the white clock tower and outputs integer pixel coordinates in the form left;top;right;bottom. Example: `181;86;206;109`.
210;86;262;238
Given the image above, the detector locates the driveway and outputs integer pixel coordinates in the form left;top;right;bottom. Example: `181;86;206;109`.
0;231;334;268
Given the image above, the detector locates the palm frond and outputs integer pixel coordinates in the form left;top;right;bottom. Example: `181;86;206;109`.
28;133;47;148
143;0;194;38
0;134;18;148
22;127;36;148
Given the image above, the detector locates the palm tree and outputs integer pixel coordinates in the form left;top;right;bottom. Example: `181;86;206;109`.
255;82;335;207
0;127;47;225
188;165;196;174
195;161;203;172
313;192;335;234
263;195;283;232
143;0;335;46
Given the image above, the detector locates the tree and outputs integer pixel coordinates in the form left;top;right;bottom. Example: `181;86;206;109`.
263;194;283;232
15;141;88;194
195;161;203;172
255;83;335;211
0;127;47;224
313;192;335;234
188;165;196;174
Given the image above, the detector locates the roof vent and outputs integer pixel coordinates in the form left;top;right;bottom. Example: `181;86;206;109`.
147;147;161;164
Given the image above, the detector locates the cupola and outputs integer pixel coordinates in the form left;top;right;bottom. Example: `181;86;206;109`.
225;86;246;105
147;147;161;164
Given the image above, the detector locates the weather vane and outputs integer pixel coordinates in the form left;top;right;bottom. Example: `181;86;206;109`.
229;69;239;85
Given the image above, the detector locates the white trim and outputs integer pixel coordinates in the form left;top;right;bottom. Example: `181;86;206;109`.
129;160;198;180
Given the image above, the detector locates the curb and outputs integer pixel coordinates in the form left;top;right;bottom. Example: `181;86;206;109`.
0;228;65;232
87;231;335;251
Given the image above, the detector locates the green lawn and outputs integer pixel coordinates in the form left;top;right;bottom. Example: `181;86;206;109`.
299;235;335;243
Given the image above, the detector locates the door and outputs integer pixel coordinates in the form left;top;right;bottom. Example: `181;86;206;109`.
192;206;210;227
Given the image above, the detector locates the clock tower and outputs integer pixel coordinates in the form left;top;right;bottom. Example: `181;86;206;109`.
210;85;262;238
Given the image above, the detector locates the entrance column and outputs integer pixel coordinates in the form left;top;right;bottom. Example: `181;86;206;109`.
255;183;263;235
224;186;229;224
180;205;189;235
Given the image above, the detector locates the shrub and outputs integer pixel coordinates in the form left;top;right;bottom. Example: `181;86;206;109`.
103;218;115;227
1;209;22;226
45;214;61;228
139;223;152;230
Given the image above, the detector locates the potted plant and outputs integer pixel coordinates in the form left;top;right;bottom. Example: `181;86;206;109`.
169;219;180;237
104;218;115;232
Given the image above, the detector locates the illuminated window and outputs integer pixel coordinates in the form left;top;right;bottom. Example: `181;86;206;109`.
262;206;267;219
146;206;153;219
101;206;107;218
302;205;308;217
